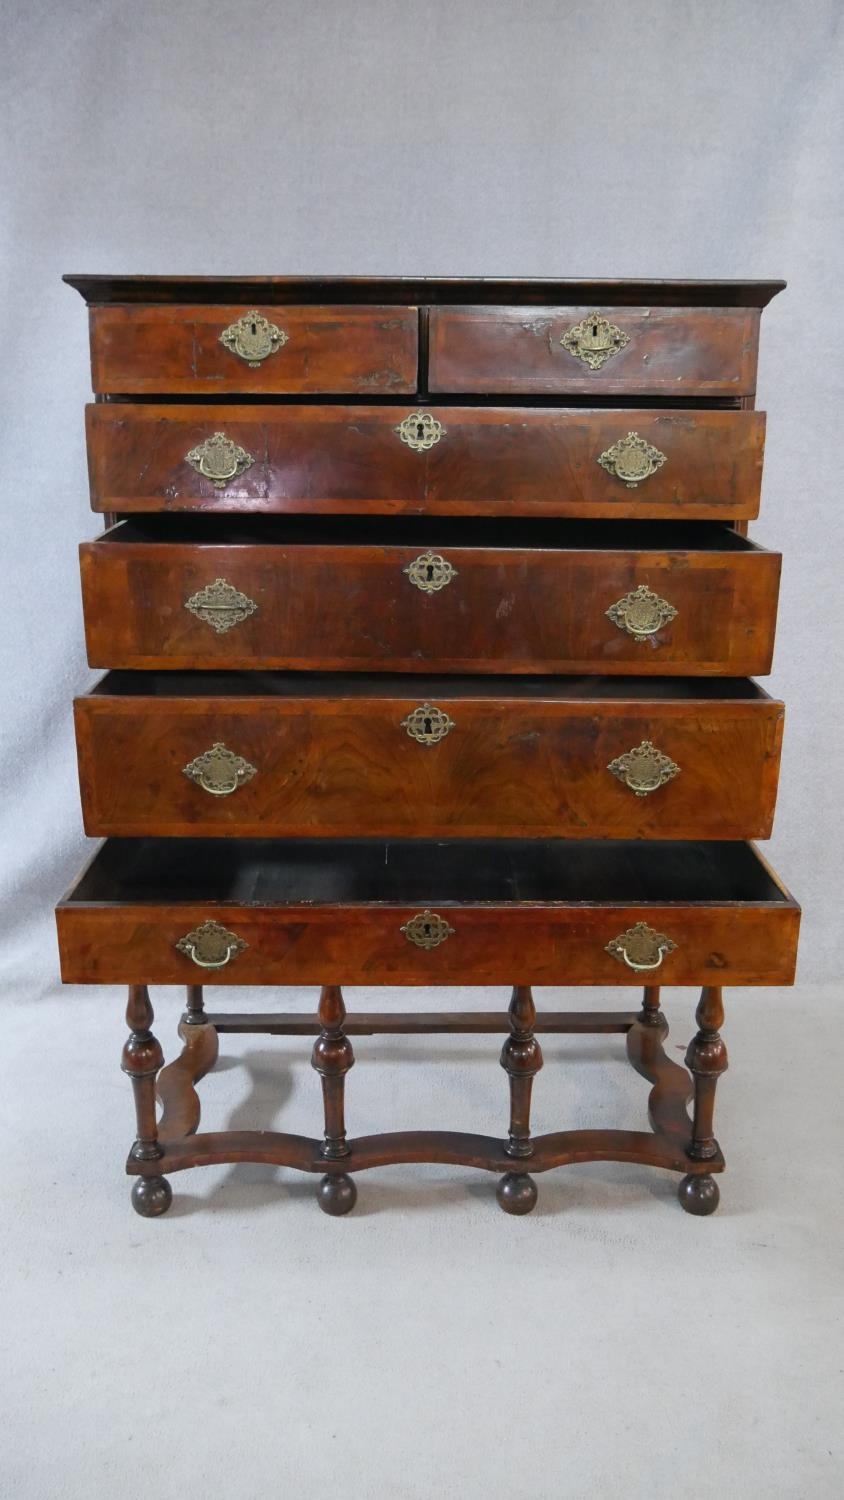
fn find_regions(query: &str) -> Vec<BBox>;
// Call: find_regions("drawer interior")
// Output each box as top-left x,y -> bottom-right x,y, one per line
88,670 -> 774,703
96,516 -> 771,554
63,838 -> 793,907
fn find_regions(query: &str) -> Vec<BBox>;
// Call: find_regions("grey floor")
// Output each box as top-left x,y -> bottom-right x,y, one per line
2,981 -> 841,1499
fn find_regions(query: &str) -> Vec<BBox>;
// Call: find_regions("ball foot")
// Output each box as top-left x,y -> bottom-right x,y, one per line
317,1172 -> 357,1216
678,1172 -> 720,1216
496,1171 -> 538,1215
131,1174 -> 173,1218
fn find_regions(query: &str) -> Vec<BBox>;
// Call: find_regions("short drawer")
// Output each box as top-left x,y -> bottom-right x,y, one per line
429,306 -> 760,395
75,674 -> 783,841
79,518 -> 781,677
86,404 -> 766,521
87,304 -> 418,395
56,838 -> 800,986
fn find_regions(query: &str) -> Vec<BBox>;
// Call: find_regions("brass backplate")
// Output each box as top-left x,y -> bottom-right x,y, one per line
186,431 -> 254,487
182,742 -> 257,796
219,310 -> 288,367
607,740 -> 680,796
560,312 -> 630,370
606,584 -> 677,641
400,910 -> 455,949
598,431 -> 667,487
175,919 -> 247,970
184,578 -> 259,634
403,551 -> 458,594
401,704 -> 455,746
605,922 -> 677,972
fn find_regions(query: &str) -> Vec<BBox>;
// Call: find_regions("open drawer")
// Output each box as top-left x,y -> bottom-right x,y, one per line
74,673 -> 784,841
56,838 -> 800,986
79,518 -> 781,676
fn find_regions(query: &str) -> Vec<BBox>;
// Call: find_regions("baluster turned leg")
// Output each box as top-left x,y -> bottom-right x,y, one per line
678,985 -> 729,1216
639,984 -> 664,1027
496,986 -> 543,1216
121,985 -> 172,1218
183,984 -> 206,1026
311,985 -> 357,1216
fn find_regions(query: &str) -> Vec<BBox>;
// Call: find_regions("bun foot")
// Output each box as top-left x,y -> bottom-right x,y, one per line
496,1171 -> 538,1215
131,1174 -> 173,1218
678,1172 -> 720,1216
317,1172 -> 357,1216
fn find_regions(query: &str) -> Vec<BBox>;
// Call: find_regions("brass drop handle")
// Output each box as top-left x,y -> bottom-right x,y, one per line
182,743 -> 257,797
607,740 -> 680,796
598,431 -> 666,488
606,585 -> 677,641
605,922 -> 677,972
185,432 -> 254,487
175,920 -> 247,970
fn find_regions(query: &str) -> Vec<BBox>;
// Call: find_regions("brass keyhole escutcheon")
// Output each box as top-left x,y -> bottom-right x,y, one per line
395,411 -> 445,452
559,312 -> 631,370
400,910 -> 456,949
184,578 -> 259,635
403,551 -> 458,594
219,309 -> 289,367
401,703 -> 455,746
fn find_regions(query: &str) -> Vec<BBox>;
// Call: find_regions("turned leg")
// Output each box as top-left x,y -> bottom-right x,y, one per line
182,984 -> 206,1026
121,985 -> 172,1218
496,986 -> 543,1216
311,985 -> 357,1216
679,986 -> 729,1216
639,984 -> 664,1028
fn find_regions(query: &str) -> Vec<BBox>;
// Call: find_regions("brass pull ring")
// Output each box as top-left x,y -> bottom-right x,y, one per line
182,743 -> 257,797
607,741 -> 680,797
175,920 -> 247,970
185,432 -> 254,488
605,922 -> 677,972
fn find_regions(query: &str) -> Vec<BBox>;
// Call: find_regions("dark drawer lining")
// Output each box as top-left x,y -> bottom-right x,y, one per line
64,839 -> 789,907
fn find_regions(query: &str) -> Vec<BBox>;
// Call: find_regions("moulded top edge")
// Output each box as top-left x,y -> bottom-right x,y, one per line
62,275 -> 787,309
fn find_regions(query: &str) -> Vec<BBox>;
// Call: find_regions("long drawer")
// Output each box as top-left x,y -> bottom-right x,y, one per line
86,304 -> 419,395
79,519 -> 781,676
429,306 -> 760,395
85,404 -> 766,520
75,674 -> 783,841
56,838 -> 800,986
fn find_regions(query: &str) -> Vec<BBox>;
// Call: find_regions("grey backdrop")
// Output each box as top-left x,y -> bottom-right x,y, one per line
2,0 -> 842,993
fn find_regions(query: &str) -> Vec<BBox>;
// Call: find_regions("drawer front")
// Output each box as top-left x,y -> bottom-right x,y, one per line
75,693 -> 783,840
429,306 -> 760,395
87,404 -> 766,520
80,541 -> 780,675
87,305 -> 418,395
57,898 -> 799,986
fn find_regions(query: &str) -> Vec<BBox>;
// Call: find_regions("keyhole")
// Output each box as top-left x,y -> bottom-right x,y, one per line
250,321 -> 257,336
426,563 -> 434,580
423,922 -> 432,937
423,716 -> 433,736
592,322 -> 599,338
416,421 -> 425,440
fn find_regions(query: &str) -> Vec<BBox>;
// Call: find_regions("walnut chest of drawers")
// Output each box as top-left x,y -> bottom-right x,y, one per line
56,276 -> 800,1221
